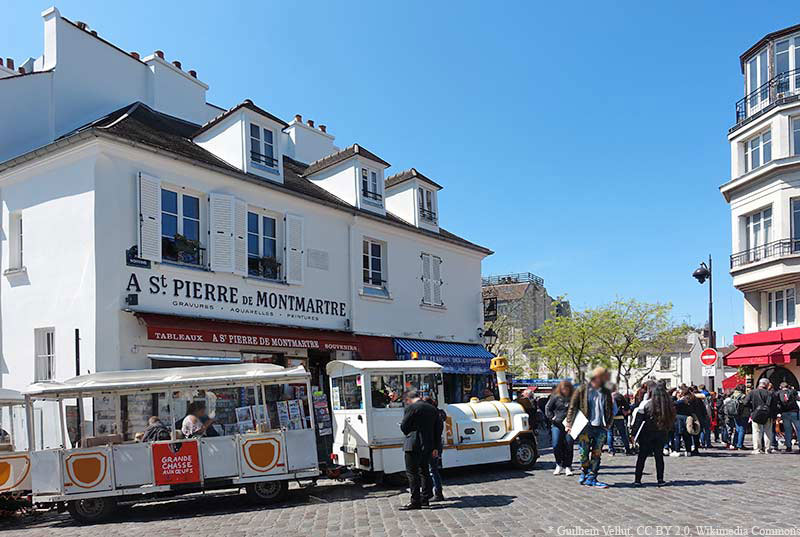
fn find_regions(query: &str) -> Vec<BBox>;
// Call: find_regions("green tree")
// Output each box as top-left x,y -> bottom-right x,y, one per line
592,299 -> 684,390
532,306 -> 598,383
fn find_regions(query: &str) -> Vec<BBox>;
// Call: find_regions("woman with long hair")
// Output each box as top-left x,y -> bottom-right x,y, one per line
545,380 -> 575,476
633,381 -> 676,486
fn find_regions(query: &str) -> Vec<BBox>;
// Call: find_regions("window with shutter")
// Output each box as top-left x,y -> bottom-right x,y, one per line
432,255 -> 443,305
137,172 -> 162,262
421,253 -> 432,304
34,327 -> 55,382
233,199 -> 248,276
209,193 -> 235,273
421,253 -> 443,306
284,214 -> 304,284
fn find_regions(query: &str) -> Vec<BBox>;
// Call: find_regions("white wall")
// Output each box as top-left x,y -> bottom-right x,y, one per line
195,113 -> 245,170
0,142 -> 99,389
385,182 -> 416,225
308,161 -> 358,206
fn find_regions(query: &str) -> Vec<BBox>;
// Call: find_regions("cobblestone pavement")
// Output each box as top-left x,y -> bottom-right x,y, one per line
3,446 -> 799,536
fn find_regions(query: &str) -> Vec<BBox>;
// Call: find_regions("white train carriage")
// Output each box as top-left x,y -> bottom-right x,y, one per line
24,363 -> 319,523
0,388 -> 31,496
326,357 -> 537,478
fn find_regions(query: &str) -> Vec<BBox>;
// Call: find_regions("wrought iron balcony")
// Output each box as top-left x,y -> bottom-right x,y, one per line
362,189 -> 383,201
419,208 -> 437,223
735,69 -> 800,126
250,151 -> 278,168
730,238 -> 800,269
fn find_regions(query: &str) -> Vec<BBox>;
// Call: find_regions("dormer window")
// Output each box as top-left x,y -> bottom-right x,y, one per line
250,123 -> 278,171
418,187 -> 437,223
361,167 -> 382,205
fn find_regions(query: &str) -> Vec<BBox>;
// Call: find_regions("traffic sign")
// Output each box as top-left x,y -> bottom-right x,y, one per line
702,365 -> 716,377
700,348 -> 718,367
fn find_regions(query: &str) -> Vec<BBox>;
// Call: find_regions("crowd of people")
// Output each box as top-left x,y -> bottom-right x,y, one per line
547,367 -> 800,489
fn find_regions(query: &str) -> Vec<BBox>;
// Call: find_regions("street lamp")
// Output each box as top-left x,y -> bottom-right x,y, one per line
692,255 -> 715,389
483,327 -> 498,353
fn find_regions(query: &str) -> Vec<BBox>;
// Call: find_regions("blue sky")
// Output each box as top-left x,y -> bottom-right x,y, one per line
3,1 -> 798,344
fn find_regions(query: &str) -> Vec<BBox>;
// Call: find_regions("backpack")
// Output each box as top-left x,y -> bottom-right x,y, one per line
778,389 -> 798,413
723,395 -> 741,417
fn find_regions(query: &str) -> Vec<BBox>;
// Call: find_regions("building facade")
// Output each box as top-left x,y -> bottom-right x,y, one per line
721,23 -> 800,389
0,8 -> 493,441
482,272 -> 569,378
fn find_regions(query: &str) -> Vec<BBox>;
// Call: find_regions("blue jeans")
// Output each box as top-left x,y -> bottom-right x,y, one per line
429,455 -> 442,494
607,418 -> 630,453
782,412 -> 800,450
728,416 -> 746,449
578,425 -> 606,477
700,423 -> 712,448
551,424 -> 574,468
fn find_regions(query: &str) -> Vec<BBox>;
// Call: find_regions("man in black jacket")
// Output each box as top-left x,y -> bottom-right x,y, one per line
744,378 -> 775,454
776,382 -> 800,452
399,389 -> 437,510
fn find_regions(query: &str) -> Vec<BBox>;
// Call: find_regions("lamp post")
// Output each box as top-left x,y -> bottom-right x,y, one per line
692,255 -> 715,390
483,327 -> 498,353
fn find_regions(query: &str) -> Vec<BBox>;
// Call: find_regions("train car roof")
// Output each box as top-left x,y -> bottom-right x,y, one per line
0,388 -> 24,404
326,360 -> 442,375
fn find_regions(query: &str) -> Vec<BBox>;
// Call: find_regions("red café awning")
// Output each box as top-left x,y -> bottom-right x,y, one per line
135,313 -> 394,359
721,373 -> 746,391
725,327 -> 800,366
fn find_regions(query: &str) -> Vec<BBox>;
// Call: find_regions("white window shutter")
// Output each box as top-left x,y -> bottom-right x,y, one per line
137,172 -> 162,262
209,193 -> 235,273
421,253 -> 432,304
285,214 -> 304,285
233,199 -> 248,276
432,256 -> 443,305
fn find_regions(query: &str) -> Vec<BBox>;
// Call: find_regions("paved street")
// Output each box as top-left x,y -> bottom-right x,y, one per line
3,446 -> 799,536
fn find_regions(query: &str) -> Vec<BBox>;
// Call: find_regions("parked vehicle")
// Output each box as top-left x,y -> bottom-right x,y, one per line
23,363 -> 318,523
327,357 -> 537,481
0,388 -> 31,496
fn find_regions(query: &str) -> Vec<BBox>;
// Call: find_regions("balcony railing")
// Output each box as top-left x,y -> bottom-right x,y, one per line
250,151 -> 278,168
362,189 -> 383,201
162,239 -> 206,268
419,208 -> 437,223
735,69 -> 800,125
730,238 -> 800,269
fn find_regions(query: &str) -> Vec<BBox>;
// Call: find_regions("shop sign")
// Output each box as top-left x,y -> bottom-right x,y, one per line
125,268 -> 348,330
146,325 -> 359,352
152,441 -> 201,485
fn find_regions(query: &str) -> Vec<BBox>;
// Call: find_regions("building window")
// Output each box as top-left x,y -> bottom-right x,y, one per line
361,168 -> 382,203
744,130 -> 771,173
768,287 -> 796,328
746,49 -> 769,109
793,117 -> 800,157
362,239 -> 387,297
421,253 -> 443,306
418,187 -> 437,223
659,356 -> 671,371
774,36 -> 800,94
636,356 -> 647,368
744,207 -> 772,259
247,211 -> 279,279
250,124 -> 277,168
8,213 -> 23,270
34,327 -> 55,382
161,189 -> 202,266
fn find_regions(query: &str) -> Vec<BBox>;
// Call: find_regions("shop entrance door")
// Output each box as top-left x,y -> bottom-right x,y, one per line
308,350 -> 335,462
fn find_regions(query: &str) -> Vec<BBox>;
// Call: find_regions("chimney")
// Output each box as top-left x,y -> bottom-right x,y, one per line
130,51 -> 140,60
172,60 -> 182,69
6,58 -> 14,71
76,21 -> 87,30
155,50 -> 164,59
0,58 -> 3,67
319,125 -> 327,133
306,119 -> 315,128
188,69 -> 197,78
294,114 -> 302,123
18,67 -> 25,74
90,30 -> 97,37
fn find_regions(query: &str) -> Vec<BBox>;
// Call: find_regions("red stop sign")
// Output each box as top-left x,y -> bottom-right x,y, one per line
700,348 -> 718,366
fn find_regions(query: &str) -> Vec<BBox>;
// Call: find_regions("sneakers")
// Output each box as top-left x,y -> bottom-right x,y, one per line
584,476 -> 609,488
564,467 -> 574,476
553,465 -> 563,476
579,471 -> 590,485
669,451 -> 681,457
657,480 -> 667,487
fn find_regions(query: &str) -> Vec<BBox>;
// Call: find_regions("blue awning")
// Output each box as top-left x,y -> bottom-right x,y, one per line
394,338 -> 494,374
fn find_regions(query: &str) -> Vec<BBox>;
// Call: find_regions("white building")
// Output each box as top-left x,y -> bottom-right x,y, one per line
721,23 -> 800,389
0,8 -> 493,441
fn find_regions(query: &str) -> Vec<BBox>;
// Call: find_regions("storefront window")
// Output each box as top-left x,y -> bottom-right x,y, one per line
371,375 -> 403,408
331,375 -> 363,410
404,373 -> 441,400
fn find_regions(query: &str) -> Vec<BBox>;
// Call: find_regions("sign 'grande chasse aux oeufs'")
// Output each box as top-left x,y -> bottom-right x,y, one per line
124,268 -> 349,331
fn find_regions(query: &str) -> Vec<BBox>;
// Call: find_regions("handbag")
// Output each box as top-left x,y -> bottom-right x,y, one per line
686,414 -> 701,436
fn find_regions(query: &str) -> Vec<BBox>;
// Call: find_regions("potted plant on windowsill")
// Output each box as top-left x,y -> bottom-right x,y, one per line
259,256 -> 281,278
174,233 -> 201,264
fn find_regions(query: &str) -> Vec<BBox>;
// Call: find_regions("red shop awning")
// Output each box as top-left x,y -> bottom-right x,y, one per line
721,373 -> 746,391
724,341 -> 800,366
135,313 -> 394,359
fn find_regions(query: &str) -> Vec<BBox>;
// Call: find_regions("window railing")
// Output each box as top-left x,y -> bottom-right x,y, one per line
362,189 -> 383,201
248,256 -> 281,280
730,238 -> 800,268
163,237 -> 206,267
419,208 -> 437,222
250,151 -> 278,168
735,68 -> 800,125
